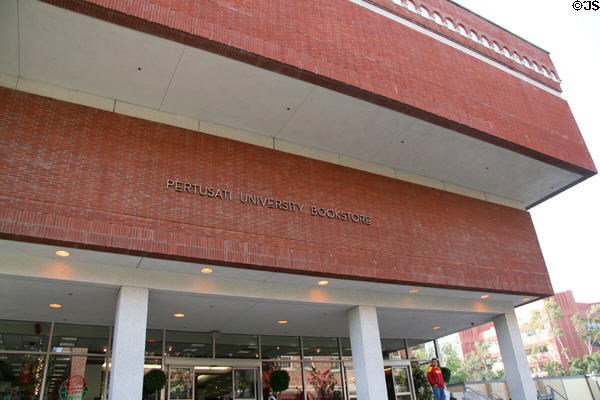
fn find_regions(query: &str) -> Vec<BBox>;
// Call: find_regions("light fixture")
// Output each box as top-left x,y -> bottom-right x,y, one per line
480,294 -> 490,299
277,320 -> 288,324
55,250 -> 70,257
409,289 -> 420,293
49,303 -> 62,308
317,280 -> 329,286
201,268 -> 213,274
522,297 -> 531,302
173,313 -> 185,318
433,326 -> 441,330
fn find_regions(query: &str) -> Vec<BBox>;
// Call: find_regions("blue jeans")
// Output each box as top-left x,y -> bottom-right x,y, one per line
433,386 -> 445,400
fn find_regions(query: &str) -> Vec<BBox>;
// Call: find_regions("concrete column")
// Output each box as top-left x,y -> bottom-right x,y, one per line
347,305 -> 387,400
493,311 -> 537,400
108,286 -> 149,400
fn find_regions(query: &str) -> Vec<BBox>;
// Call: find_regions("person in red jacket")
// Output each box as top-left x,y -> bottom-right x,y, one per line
427,358 -> 446,400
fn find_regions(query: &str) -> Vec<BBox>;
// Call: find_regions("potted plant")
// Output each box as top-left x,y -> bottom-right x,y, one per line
269,369 -> 290,399
143,369 -> 167,400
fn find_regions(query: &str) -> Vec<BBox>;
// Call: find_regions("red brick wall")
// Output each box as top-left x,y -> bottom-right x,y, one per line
0,88 -> 553,296
41,0 -> 596,176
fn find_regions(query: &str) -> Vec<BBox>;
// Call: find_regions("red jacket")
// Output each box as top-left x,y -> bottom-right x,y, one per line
427,365 -> 445,388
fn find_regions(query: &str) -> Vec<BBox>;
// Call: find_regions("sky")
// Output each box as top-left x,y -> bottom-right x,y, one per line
452,0 -> 600,303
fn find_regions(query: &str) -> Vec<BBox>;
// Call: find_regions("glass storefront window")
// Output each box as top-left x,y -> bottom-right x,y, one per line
165,330 -> 212,358
43,355 -> 106,400
215,333 -> 259,359
304,362 -> 343,400
381,338 -> 407,360
145,329 -> 163,357
344,365 -> 356,400
233,369 -> 256,399
340,338 -> 352,360
168,367 -> 194,399
0,353 -> 45,399
260,336 -> 301,360
0,320 -> 50,352
262,362 -> 302,400
50,323 -> 110,355
303,337 -> 340,360
406,339 -> 436,360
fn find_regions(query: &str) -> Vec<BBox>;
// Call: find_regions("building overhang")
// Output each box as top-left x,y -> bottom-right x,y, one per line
0,239 -> 529,340
0,0 -> 595,209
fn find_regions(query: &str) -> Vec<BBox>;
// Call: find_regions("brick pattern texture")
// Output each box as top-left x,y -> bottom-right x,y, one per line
42,0 -> 596,175
0,89 -> 553,296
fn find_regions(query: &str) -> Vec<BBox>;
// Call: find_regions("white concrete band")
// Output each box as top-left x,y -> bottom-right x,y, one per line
493,312 -> 537,400
108,286 -> 149,400
347,305 -> 387,400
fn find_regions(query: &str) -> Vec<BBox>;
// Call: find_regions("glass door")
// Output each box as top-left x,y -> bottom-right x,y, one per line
389,366 -> 413,400
168,367 -> 194,400
233,368 -> 257,400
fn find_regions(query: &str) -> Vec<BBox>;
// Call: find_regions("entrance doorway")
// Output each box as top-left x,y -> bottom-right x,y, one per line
384,364 -> 414,400
166,360 -> 259,400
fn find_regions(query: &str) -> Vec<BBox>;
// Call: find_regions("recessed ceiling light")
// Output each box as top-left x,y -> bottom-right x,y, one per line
173,313 -> 185,318
317,280 -> 329,286
55,250 -> 70,257
201,268 -> 213,274
277,320 -> 288,324
49,303 -> 62,308
433,326 -> 441,330
409,289 -> 420,293
480,294 -> 490,299
522,297 -> 531,302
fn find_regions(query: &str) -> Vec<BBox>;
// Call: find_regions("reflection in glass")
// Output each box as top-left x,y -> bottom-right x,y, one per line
51,323 -> 110,355
381,339 -> 407,360
166,330 -> 212,358
304,362 -> 343,400
169,368 -> 193,399
145,329 -> 163,357
303,337 -> 340,360
344,366 -> 356,400
0,320 -> 50,351
0,353 -> 45,399
215,334 -> 259,359
233,369 -> 256,399
262,362 -> 302,400
43,355 -> 106,400
406,339 -> 436,360
260,336 -> 301,360
340,338 -> 352,360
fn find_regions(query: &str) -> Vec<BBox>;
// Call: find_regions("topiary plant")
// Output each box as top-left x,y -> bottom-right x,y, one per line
269,369 -> 291,398
143,369 -> 167,396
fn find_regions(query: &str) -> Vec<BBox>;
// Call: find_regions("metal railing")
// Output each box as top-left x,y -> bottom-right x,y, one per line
463,387 -> 493,400
543,385 -> 568,400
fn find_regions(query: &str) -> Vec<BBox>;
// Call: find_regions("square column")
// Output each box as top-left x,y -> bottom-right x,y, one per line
109,286 -> 149,400
493,311 -> 537,400
347,305 -> 387,400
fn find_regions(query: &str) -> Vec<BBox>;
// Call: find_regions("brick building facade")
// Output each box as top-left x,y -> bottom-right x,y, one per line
0,0 -> 595,399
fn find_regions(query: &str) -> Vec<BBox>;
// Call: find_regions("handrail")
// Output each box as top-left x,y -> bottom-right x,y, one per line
463,386 -> 493,400
490,391 -> 505,400
543,385 -> 568,400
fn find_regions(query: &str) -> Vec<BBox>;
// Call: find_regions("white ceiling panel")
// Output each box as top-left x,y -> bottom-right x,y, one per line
0,0 -> 18,75
160,46 -> 314,136
18,0 -> 184,109
276,87 -> 405,160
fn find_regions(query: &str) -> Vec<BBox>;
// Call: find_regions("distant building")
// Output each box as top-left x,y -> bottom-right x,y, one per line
458,291 -> 600,375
